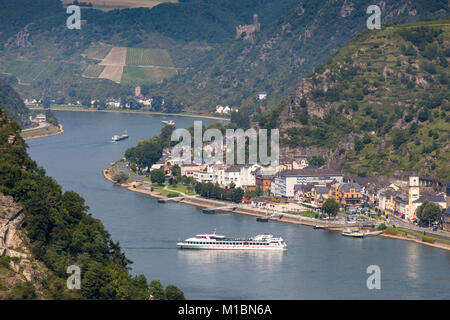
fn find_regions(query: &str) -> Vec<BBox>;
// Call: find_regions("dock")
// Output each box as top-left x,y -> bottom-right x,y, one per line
202,205 -> 238,214
158,196 -> 185,203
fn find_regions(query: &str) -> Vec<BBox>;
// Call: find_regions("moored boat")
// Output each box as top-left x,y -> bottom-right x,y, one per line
341,229 -> 364,238
112,131 -> 129,142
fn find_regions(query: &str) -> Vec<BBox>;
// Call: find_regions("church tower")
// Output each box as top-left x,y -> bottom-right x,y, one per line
408,173 -> 420,220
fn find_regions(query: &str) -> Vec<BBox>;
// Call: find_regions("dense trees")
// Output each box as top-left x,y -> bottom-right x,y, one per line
112,172 -> 129,184
322,198 -> 339,218
0,103 -> 184,299
0,78 -> 30,126
150,169 -> 166,185
125,137 -> 163,169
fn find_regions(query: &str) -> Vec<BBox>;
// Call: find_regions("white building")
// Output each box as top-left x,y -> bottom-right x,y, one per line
138,98 -> 152,106
255,92 -> 267,100
223,165 -> 241,187
271,168 -> 343,198
35,114 -> 46,123
107,101 -> 121,108
215,105 -> 224,114
239,164 -> 261,188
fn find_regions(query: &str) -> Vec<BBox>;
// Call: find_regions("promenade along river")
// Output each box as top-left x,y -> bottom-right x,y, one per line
27,110 -> 450,299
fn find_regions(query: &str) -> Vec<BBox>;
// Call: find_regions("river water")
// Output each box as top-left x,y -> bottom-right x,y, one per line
27,110 -> 450,299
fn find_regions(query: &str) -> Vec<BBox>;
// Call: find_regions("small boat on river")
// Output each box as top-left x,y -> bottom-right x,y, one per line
341,229 -> 364,238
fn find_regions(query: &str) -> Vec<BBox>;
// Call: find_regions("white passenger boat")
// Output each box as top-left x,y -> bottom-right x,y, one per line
177,231 -> 287,251
341,229 -> 364,238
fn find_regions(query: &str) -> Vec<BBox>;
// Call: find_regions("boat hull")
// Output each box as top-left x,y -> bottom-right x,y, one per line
177,243 -> 286,251
341,233 -> 364,238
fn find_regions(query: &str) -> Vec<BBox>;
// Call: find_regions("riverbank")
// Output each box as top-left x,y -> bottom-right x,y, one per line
380,231 -> 450,251
102,167 -> 450,252
28,106 -> 229,121
21,124 -> 64,141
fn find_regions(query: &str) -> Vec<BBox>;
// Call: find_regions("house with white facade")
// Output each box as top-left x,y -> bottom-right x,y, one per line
193,171 -> 214,183
271,168 -> 343,198
255,92 -> 267,101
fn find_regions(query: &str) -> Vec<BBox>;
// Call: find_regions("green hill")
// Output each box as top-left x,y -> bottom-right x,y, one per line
266,19 -> 450,184
0,78 -> 30,126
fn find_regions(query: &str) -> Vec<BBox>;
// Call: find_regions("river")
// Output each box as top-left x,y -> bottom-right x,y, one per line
27,110 -> 450,299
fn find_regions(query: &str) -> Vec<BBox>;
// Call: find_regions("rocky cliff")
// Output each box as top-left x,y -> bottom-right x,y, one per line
0,193 -> 47,299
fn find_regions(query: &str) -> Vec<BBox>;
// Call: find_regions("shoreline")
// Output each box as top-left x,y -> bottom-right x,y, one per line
22,124 -> 64,141
102,168 -> 450,252
379,233 -> 450,251
27,106 -> 229,121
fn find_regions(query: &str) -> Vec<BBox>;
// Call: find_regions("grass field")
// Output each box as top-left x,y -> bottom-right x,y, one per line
166,184 -> 197,196
6,60 -> 60,84
20,124 -> 61,140
82,64 -> 105,78
126,48 -> 174,67
84,45 -> 112,61
121,66 -> 176,85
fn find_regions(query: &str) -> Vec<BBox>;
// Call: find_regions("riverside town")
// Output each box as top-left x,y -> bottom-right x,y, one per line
0,0 -> 449,305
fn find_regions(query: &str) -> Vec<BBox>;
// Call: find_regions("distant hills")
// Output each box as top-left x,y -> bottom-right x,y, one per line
0,78 -> 30,126
1,0 -> 448,109
0,0 -> 300,103
266,19 -> 449,184
153,0 -> 449,110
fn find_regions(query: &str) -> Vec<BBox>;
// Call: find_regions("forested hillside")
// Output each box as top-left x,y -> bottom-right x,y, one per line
153,0 -> 449,110
263,19 -> 449,184
0,0 -> 300,103
0,78 -> 30,126
0,82 -> 184,299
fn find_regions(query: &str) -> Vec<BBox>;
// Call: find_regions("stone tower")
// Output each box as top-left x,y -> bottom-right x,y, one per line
253,14 -> 260,32
408,173 -> 420,220
134,85 -> 141,97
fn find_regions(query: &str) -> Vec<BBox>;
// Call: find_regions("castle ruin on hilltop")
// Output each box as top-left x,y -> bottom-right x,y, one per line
235,14 -> 260,40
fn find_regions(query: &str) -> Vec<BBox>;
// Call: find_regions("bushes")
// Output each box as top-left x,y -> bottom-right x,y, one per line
112,171 -> 129,184
0,106 -> 178,300
167,192 -> 180,198
422,235 -> 436,244
382,228 -> 399,235
377,223 -> 387,231
6,281 -> 38,300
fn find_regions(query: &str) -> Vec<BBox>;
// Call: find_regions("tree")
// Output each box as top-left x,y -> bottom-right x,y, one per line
125,137 -> 163,169
309,155 -> 324,167
322,198 -> 339,218
416,201 -> 442,225
165,284 -> 186,300
149,280 -> 167,300
112,172 -> 129,184
232,187 -> 244,203
150,169 -> 165,185
172,164 -> 181,177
